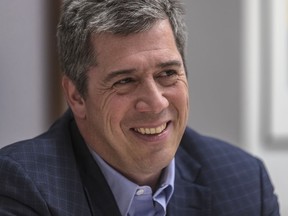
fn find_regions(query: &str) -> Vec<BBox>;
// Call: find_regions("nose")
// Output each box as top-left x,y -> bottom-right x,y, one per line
135,79 -> 169,114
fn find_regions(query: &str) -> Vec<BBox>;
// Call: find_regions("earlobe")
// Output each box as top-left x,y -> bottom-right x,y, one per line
62,75 -> 86,119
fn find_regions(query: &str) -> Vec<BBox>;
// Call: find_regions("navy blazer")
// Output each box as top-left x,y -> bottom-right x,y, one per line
0,110 -> 279,215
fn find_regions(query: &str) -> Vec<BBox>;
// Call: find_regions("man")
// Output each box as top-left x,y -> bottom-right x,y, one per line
0,0 -> 279,215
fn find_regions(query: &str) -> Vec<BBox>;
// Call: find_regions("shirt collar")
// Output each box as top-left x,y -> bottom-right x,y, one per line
88,147 -> 175,216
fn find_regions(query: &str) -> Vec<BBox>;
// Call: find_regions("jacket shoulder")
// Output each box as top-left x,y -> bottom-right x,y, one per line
0,110 -> 91,215
180,127 -> 257,165
177,127 -> 279,215
0,109 -> 73,161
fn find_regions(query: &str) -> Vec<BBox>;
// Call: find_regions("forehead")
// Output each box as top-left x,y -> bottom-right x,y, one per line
90,19 -> 181,65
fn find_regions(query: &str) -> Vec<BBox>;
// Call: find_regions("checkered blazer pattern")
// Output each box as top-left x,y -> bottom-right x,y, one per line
0,110 -> 280,215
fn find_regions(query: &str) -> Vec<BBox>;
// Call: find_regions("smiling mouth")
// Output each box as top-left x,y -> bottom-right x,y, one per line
133,123 -> 168,135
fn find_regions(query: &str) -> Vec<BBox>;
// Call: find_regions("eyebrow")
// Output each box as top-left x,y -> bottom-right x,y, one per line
156,60 -> 182,68
104,69 -> 136,83
104,59 -> 182,83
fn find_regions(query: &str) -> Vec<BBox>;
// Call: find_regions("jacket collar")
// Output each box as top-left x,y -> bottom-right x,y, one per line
167,132 -> 212,216
70,120 -> 122,216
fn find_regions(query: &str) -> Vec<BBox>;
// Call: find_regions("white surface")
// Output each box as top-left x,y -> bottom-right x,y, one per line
0,1 -> 47,146
270,0 -> 288,137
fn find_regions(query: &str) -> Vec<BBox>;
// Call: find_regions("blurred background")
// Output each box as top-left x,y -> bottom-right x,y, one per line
0,0 -> 287,214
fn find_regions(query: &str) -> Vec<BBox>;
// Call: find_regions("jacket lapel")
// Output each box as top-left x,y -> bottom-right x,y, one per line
70,121 -> 122,216
167,146 -> 212,216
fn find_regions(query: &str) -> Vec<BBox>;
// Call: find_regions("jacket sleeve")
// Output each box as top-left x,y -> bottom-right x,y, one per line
258,159 -> 280,216
0,155 -> 51,216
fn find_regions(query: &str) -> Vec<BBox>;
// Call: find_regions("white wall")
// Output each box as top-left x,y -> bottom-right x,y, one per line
0,0 -> 287,214
183,0 -> 242,147
0,1 -> 47,146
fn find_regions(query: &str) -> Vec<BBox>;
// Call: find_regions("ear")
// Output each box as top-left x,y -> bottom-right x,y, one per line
62,75 -> 86,119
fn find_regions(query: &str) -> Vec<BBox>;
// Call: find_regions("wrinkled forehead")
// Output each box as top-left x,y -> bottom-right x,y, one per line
89,19 -> 180,63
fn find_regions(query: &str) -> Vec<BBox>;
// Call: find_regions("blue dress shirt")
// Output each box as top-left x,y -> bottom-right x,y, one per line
89,149 -> 175,216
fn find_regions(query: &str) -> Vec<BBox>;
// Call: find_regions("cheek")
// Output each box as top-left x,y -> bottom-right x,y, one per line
170,81 -> 189,124
180,79 -> 189,104
99,94 -> 132,129
172,80 -> 189,107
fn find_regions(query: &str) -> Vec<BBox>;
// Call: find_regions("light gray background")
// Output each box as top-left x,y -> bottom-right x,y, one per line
183,0 -> 242,146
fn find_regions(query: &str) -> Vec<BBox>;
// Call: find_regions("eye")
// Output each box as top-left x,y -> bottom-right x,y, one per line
158,70 -> 177,77
157,70 -> 179,86
163,70 -> 177,77
113,77 -> 135,86
112,77 -> 137,94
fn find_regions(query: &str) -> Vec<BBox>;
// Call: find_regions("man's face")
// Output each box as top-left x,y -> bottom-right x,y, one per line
77,19 -> 189,180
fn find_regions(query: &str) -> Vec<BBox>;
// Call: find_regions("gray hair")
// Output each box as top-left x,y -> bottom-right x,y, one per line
57,0 -> 187,97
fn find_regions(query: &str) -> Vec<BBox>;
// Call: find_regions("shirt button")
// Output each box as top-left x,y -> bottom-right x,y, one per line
136,189 -> 145,196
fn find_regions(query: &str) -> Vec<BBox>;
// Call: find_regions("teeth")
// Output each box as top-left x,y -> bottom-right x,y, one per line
135,123 -> 167,135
